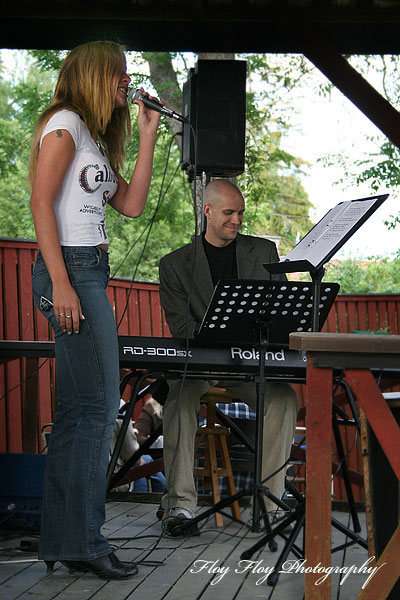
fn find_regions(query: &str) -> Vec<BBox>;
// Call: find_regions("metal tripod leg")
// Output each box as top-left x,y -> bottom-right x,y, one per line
332,377 -> 362,532
240,486 -> 305,590
254,484 -> 278,552
240,474 -> 368,590
332,414 -> 361,532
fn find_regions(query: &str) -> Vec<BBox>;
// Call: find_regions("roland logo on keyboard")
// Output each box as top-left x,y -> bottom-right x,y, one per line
231,347 -> 286,361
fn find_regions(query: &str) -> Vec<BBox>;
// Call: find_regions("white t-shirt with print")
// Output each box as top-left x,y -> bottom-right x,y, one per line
40,109 -> 119,246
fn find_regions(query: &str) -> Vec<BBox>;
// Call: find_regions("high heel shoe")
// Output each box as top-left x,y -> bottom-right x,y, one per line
68,552 -> 138,580
44,560 -> 84,574
45,560 -> 56,575
61,561 -> 85,574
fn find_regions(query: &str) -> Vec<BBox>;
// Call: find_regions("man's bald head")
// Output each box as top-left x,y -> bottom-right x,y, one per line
203,179 -> 245,247
203,179 -> 244,207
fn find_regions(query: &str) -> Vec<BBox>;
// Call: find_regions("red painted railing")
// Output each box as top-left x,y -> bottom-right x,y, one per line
0,239 -> 172,454
1,238 -> 399,503
323,294 -> 400,335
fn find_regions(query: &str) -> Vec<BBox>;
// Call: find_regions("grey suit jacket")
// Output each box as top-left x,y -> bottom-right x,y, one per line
159,233 -> 285,339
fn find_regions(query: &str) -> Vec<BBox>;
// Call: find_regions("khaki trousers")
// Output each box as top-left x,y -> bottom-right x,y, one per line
162,378 -> 298,513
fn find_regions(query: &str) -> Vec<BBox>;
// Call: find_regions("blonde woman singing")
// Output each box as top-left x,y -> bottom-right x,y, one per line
30,41 -> 160,579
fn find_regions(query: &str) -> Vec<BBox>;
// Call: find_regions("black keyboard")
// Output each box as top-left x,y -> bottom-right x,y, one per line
118,335 -> 307,377
0,338 -> 307,378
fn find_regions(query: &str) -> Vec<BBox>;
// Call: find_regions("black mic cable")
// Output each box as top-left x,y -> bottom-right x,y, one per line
128,88 -> 189,124
115,134 -> 177,330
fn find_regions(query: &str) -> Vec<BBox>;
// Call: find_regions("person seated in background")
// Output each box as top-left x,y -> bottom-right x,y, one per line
110,397 -> 165,493
158,179 -> 298,537
133,396 -> 164,447
133,397 -> 165,493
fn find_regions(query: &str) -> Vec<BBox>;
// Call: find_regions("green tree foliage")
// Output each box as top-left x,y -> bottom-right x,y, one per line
0,50 -> 314,280
352,140 -> 400,232
237,53 -> 314,252
0,56 -> 32,239
0,51 -> 61,240
323,255 -> 400,294
297,253 -> 400,294
239,125 -> 312,252
331,55 -> 400,233
107,135 -> 194,281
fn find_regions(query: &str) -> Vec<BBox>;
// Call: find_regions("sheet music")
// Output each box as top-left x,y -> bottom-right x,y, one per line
281,197 -> 383,268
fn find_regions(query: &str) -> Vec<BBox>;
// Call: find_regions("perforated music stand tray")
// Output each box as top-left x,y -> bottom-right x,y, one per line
195,279 -> 339,347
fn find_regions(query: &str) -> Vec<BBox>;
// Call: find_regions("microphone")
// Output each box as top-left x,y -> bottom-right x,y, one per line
128,88 -> 189,124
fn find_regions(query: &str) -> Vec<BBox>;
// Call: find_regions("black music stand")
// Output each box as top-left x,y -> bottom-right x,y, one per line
244,199 -> 389,584
192,279 -> 338,535
190,280 -> 367,581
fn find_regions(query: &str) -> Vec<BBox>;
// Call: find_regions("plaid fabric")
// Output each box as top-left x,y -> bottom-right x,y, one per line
216,402 -> 256,420
199,401 -> 256,425
197,402 -> 255,495
220,470 -> 254,494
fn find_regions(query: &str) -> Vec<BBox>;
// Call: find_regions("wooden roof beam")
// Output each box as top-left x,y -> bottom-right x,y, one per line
284,16 -> 400,149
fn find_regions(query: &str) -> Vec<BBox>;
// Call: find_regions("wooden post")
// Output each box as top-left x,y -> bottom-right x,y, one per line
305,356 -> 332,599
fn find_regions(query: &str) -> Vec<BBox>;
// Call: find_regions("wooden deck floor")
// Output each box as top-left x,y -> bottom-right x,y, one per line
0,499 -> 371,600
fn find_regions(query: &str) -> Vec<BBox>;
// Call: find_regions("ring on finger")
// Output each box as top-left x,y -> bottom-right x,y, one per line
65,315 -> 72,319
58,313 -> 65,317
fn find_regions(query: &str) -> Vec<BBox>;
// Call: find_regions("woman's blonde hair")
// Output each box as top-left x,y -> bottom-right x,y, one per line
29,40 -> 131,183
146,397 -> 163,419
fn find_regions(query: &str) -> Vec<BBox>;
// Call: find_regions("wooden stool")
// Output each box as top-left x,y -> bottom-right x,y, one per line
194,387 -> 242,527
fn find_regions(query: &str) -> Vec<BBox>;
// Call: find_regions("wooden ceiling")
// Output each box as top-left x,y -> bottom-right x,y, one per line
4,1 -> 400,148
3,1 -> 400,54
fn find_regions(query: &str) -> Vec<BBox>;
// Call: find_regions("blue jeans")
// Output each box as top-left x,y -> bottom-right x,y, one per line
132,455 -> 166,493
32,246 -> 120,561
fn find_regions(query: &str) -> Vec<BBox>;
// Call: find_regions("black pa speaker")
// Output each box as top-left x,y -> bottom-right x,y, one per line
0,453 -> 46,532
181,60 -> 247,179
